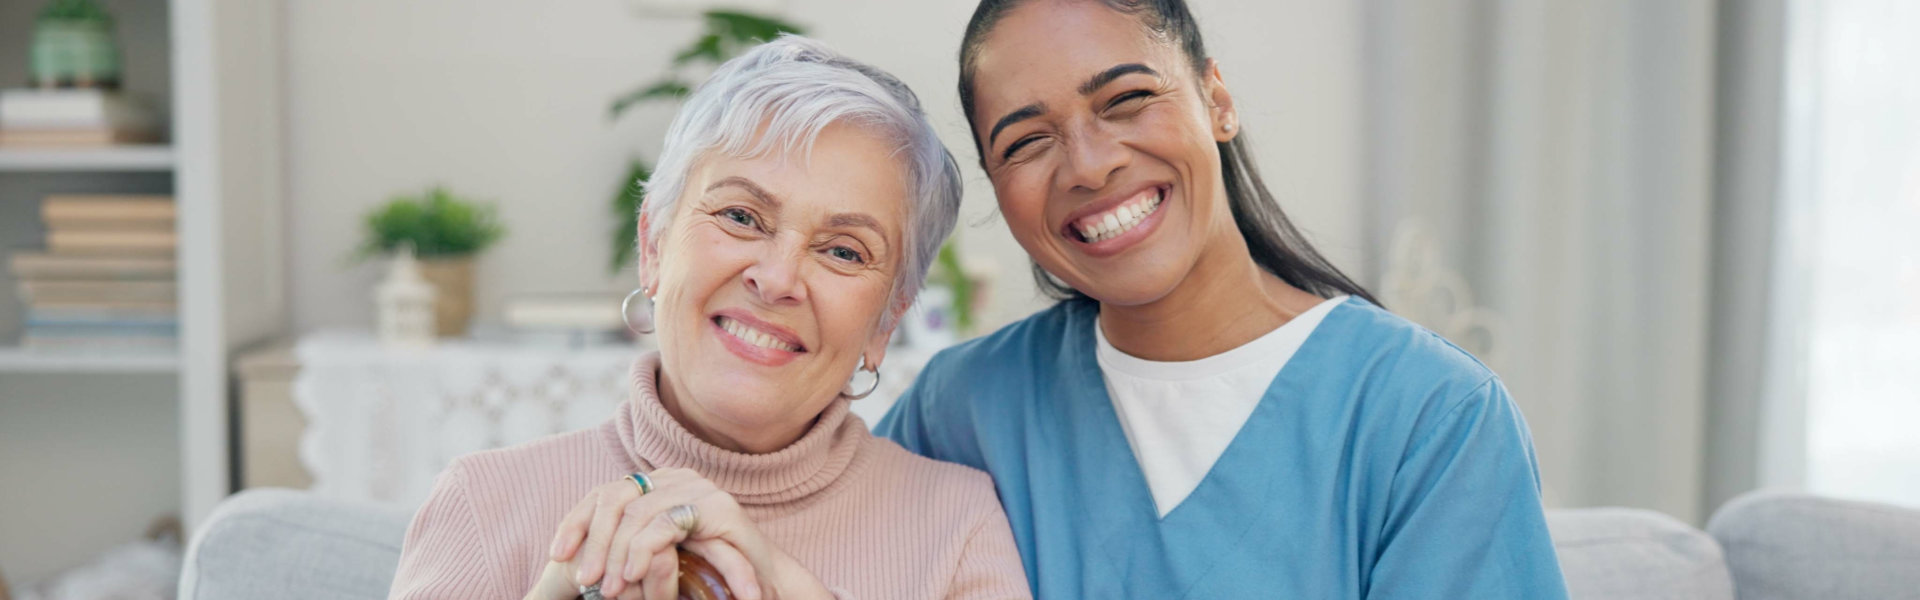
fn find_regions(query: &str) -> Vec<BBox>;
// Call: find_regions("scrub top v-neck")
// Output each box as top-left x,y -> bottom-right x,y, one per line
878,297 -> 1569,599
1096,295 -> 1344,518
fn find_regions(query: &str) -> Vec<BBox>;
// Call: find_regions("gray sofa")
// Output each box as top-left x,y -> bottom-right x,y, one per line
180,489 -> 1920,599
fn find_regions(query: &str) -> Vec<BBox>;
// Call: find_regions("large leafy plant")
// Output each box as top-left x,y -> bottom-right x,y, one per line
607,10 -> 804,273
607,11 -> 806,120
356,186 -> 507,260
608,161 -> 651,272
38,0 -> 110,21
935,242 -> 976,334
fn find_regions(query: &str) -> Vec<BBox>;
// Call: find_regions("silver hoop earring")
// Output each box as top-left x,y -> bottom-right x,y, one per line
621,287 -> 655,334
842,357 -> 881,400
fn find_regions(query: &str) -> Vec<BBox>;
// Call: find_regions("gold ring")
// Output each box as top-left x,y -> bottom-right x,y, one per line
627,472 -> 653,496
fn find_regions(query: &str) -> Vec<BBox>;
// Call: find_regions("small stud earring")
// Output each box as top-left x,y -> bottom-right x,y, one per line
1224,122 -> 1237,133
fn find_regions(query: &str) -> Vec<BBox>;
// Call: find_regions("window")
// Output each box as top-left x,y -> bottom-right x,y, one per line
1790,0 -> 1920,507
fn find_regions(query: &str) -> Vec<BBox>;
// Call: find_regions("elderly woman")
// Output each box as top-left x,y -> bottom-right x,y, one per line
388,36 -> 1030,600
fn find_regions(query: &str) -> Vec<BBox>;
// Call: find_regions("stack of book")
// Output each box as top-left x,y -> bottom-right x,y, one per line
0,88 -> 157,147
8,195 -> 177,351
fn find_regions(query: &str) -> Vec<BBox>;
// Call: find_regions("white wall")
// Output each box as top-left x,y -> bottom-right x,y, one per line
283,0 -> 1364,334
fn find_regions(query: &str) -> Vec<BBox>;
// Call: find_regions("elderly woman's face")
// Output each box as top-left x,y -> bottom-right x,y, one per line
643,123 -> 906,452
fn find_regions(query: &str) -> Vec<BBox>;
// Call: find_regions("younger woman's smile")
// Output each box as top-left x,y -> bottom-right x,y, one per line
1062,183 -> 1171,257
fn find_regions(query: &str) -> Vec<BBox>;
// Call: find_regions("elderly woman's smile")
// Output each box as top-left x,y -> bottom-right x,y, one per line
712,312 -> 805,356
643,121 -> 909,454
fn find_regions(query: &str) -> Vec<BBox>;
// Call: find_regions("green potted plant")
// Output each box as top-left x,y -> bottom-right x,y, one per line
606,10 -> 804,273
354,186 -> 507,337
30,0 -> 121,88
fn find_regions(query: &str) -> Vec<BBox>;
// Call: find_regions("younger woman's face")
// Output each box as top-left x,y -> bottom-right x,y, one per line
968,0 -> 1239,306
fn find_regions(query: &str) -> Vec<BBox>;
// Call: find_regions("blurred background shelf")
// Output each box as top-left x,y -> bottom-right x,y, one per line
0,0 -> 285,589
0,145 -> 175,172
0,346 -> 180,373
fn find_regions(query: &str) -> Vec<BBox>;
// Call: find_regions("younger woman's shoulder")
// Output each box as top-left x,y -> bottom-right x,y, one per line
888,300 -> 1092,442
1322,297 -> 1499,387
1314,298 -> 1527,449
938,299 -> 1086,360
916,299 -> 1089,389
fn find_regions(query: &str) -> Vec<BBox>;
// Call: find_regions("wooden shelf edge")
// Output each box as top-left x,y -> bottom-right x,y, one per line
0,346 -> 181,373
0,145 -> 177,172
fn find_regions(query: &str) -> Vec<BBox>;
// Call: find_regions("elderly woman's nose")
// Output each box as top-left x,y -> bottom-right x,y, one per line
1061,122 -> 1130,192
742,238 -> 808,305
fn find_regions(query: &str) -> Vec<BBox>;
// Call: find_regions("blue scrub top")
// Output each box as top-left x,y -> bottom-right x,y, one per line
878,297 -> 1569,599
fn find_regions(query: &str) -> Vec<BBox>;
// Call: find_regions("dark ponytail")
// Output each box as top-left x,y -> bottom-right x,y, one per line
958,0 -> 1379,306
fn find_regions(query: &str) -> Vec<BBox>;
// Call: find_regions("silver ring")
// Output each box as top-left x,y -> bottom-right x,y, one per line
579,583 -> 604,600
667,503 -> 700,533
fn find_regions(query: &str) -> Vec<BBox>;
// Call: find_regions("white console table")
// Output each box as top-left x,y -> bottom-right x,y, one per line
280,331 -> 930,507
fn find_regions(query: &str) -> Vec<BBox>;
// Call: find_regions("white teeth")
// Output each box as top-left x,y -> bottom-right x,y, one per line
1077,189 -> 1164,243
719,317 -> 797,352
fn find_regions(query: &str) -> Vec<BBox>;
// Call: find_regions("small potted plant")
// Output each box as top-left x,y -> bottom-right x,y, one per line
355,186 -> 506,337
30,0 -> 121,89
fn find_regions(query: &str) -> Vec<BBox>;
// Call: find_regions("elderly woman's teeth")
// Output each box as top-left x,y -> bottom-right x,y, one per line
720,316 -> 799,352
1076,189 -> 1163,243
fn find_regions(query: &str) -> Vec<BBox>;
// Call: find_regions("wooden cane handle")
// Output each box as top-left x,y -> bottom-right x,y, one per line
676,548 -> 734,600
573,548 -> 732,600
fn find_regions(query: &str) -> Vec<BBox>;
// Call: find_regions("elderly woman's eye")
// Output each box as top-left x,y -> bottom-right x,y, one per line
828,246 -> 865,264
721,208 -> 756,227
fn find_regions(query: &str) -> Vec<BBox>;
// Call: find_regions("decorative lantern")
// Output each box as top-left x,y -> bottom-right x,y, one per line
375,244 -> 437,348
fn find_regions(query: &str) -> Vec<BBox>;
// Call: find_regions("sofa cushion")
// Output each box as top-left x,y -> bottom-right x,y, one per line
179,488 -> 414,600
1707,491 -> 1920,600
1547,507 -> 1735,600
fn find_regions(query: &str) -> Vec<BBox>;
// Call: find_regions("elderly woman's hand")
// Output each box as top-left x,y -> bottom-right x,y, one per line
525,556 -> 645,600
548,469 -> 834,600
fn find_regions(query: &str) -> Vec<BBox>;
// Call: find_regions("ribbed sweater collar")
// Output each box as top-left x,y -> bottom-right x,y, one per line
614,352 -> 866,506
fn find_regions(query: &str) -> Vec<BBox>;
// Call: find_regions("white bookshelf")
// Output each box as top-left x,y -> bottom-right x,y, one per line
0,0 -> 285,586
0,145 -> 176,171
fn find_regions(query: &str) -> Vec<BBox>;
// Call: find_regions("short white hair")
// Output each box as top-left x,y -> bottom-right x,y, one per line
640,34 -> 962,319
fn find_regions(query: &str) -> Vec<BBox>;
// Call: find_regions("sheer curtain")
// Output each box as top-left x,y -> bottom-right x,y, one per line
1358,0 -> 1759,523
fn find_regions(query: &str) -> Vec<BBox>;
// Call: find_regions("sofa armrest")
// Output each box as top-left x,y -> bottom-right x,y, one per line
1547,507 -> 1735,600
1708,491 -> 1920,600
179,488 -> 414,600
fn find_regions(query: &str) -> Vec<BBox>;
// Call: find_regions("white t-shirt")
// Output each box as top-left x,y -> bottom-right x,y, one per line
1095,295 -> 1346,517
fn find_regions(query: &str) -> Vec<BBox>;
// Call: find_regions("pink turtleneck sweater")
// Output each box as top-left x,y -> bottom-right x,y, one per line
388,353 -> 1030,599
